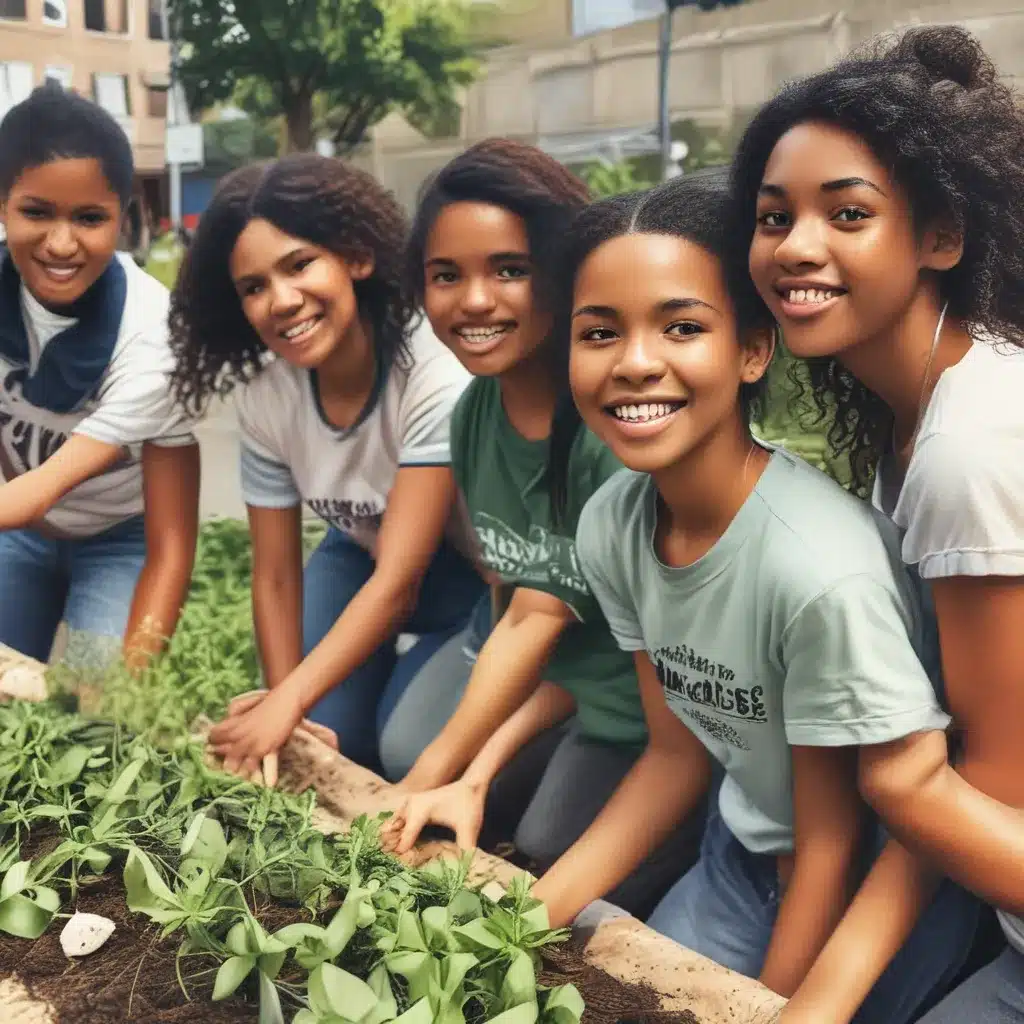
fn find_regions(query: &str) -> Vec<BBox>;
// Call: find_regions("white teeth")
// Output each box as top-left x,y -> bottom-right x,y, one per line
456,325 -> 510,343
785,288 -> 841,305
282,317 -> 319,340
45,266 -> 77,279
611,402 -> 681,422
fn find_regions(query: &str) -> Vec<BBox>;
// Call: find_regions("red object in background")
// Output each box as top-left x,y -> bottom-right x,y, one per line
157,214 -> 200,233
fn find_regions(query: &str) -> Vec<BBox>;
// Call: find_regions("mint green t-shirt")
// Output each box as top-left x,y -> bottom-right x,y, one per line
451,376 -> 646,747
576,447 -> 950,855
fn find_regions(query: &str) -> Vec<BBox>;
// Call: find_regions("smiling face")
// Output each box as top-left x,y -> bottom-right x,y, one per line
570,232 -> 771,474
229,218 -> 373,370
748,120 -> 959,360
0,157 -> 123,309
422,201 -> 551,377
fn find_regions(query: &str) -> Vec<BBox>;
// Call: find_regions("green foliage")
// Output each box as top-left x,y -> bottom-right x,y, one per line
173,0 -> 480,153
578,160 -> 654,199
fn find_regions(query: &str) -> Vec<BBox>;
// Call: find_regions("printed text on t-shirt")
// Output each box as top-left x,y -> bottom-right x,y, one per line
473,512 -> 589,594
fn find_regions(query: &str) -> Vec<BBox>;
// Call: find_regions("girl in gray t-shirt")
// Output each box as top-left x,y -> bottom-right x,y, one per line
736,24 -> 1024,1024
531,169 -> 978,1024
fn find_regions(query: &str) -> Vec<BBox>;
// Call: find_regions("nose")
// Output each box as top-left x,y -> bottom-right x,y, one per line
44,221 -> 78,261
613,331 -> 668,384
268,276 -> 303,318
773,213 -> 828,271
458,275 -> 497,316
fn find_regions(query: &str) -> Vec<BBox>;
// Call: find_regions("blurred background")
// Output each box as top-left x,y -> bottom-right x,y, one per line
1,0 -> 1020,515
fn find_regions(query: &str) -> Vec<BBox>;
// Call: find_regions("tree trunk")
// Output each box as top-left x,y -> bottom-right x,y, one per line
283,90 -> 315,152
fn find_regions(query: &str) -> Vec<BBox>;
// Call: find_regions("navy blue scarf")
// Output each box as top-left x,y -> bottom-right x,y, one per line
0,248 -> 127,414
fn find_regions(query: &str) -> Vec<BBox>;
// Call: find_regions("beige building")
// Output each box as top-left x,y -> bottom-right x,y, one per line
365,0 -> 1024,209
0,0 -> 171,238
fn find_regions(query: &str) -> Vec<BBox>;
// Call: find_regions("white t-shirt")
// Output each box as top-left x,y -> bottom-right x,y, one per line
237,318 -> 472,555
873,338 -> 1024,950
0,254 -> 196,537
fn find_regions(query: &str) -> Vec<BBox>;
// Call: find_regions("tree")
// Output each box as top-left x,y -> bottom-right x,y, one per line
172,0 -> 480,154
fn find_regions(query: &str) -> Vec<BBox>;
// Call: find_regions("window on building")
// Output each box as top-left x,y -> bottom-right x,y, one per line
85,0 -> 130,33
45,66 -> 73,90
146,86 -> 167,119
0,0 -> 26,20
42,0 -> 67,27
148,0 -> 167,40
0,61 -> 34,119
93,72 -> 131,118
572,0 -> 663,36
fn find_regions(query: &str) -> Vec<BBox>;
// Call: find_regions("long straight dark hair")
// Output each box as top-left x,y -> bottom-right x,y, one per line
406,138 -> 591,526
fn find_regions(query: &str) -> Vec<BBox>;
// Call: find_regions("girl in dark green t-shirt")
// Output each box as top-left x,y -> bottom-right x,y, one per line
378,139 -> 703,916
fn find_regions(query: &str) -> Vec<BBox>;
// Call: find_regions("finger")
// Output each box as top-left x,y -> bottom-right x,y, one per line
397,802 -> 431,855
240,756 -> 261,782
297,719 -> 339,750
209,718 -> 243,743
263,752 -> 279,788
222,752 -> 243,776
228,691 -> 267,715
454,816 -> 480,852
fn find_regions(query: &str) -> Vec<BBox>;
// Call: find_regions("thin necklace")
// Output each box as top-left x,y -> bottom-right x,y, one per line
894,301 -> 948,455
741,440 -> 757,484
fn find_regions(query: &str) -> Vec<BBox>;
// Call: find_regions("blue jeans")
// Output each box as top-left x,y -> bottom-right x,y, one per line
0,516 -> 147,668
303,528 -> 484,769
648,805 -> 981,1024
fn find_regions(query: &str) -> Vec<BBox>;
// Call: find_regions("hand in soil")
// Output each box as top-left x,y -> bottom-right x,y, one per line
210,682 -> 306,782
381,778 -> 486,854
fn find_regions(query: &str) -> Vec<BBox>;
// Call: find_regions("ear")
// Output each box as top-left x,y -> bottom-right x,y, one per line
920,220 -> 963,273
739,325 -> 776,386
348,251 -> 375,281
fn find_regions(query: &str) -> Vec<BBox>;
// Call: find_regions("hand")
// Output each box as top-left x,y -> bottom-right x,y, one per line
227,690 -> 340,750
210,684 -> 306,785
382,779 -> 486,855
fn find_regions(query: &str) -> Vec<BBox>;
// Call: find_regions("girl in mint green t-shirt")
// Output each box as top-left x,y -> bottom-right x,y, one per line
379,139 -> 704,918
530,169 -> 978,1024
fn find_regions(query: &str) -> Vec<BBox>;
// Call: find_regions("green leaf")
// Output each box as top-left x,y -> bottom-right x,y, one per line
0,892 -> 56,939
180,811 -> 207,857
323,889 -> 365,956
123,848 -> 181,915
225,920 -> 254,956
81,847 -> 112,874
520,902 -> 551,934
105,757 -> 146,805
501,951 -> 538,1007
421,904 -> 450,947
487,1005 -> 539,1024
272,922 -> 325,948
291,1013 -> 318,1024
453,917 -> 504,951
258,970 -> 285,1024
393,998 -> 435,1024
441,952 -> 478,998
184,817 -> 228,876
258,949 -> 287,980
362,964 -> 398,1024
212,955 -> 255,1000
395,907 -> 428,951
33,886 -> 60,913
385,950 -> 434,1003
541,985 -> 585,1024
48,746 -> 91,786
0,860 -> 30,900
312,963 -> 378,1020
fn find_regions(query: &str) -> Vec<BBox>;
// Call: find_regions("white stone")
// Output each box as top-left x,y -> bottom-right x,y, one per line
60,912 -> 116,957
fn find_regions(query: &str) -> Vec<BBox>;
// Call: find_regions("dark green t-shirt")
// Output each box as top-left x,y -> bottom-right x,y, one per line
451,376 -> 646,747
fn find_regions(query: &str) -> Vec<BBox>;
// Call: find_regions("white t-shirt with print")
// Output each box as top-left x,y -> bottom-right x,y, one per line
237,318 -> 472,555
873,338 -> 1024,951
0,253 -> 197,538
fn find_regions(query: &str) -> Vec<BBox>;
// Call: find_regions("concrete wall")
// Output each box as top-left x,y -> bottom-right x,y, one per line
0,0 -> 170,173
369,0 -> 1024,210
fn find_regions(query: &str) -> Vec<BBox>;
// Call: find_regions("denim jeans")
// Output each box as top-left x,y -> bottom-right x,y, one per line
918,946 -> 1024,1024
302,527 -> 484,770
0,516 -> 147,668
647,804 -> 982,1024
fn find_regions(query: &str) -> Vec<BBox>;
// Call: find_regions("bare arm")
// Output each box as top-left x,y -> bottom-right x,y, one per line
759,745 -> 866,997
401,588 -> 574,791
122,442 -> 200,668
209,465 -> 464,767
532,652 -> 712,929
782,575 -> 1024,1023
0,433 -> 125,529
248,504 -> 304,688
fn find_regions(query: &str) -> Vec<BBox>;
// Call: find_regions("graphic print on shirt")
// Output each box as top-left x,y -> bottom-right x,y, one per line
473,512 -> 589,594
653,643 -> 767,751
306,497 -> 385,535
0,367 -> 70,478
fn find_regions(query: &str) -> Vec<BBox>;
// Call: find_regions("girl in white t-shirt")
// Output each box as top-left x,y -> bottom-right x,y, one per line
0,83 -> 198,672
735,25 -> 1024,1024
170,154 -> 483,775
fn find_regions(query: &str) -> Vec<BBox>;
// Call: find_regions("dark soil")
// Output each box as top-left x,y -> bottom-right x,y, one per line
0,870 -> 699,1024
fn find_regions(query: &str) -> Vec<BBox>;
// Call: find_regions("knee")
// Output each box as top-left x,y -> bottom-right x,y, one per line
513,808 -> 570,869
378,710 -> 421,783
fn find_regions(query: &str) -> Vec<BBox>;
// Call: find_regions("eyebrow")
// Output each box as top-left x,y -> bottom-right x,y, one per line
758,176 -> 887,198
424,250 -> 530,267
232,245 -> 309,286
572,297 -> 718,319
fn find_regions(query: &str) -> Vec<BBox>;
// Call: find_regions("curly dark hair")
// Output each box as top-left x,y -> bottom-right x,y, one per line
406,138 -> 591,524
558,166 -> 773,426
170,153 -> 415,416
729,25 -> 1024,492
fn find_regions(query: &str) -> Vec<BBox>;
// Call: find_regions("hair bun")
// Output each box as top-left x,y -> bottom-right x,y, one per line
892,24 -> 995,91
